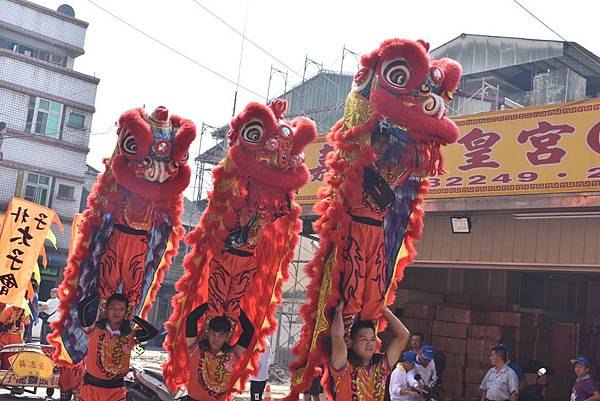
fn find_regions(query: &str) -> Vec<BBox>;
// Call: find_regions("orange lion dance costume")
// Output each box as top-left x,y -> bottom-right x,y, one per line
285,38 -> 462,400
49,106 -> 195,364
163,99 -> 316,395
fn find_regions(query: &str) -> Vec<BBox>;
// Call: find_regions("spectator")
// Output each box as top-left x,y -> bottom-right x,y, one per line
250,338 -> 273,401
24,278 -> 39,343
408,345 -> 437,391
409,333 -> 425,355
480,346 -> 518,401
303,367 -> 325,401
498,343 -> 526,390
570,356 -> 600,401
39,287 -> 60,344
390,352 -> 420,401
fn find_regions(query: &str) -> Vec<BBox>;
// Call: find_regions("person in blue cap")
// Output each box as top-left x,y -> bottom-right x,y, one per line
498,343 -> 526,390
570,356 -> 599,401
390,352 -> 420,401
407,344 -> 437,397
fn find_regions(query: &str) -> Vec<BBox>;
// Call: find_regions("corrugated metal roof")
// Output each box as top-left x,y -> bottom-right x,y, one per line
277,70 -> 353,132
432,33 -> 600,80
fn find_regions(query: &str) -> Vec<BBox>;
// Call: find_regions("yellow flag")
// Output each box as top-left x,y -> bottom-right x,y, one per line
46,229 -> 57,249
33,262 -> 41,284
9,352 -> 54,379
0,198 -> 62,304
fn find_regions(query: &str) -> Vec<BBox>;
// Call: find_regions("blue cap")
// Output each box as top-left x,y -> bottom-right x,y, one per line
402,351 -> 418,364
421,345 -> 435,360
498,343 -> 511,353
570,356 -> 591,367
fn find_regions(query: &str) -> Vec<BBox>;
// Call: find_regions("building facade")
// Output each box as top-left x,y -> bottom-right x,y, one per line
0,0 -> 99,297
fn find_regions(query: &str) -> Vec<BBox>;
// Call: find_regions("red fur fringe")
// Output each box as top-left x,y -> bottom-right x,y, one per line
162,159 -> 302,394
48,160 -> 185,365
283,115 -> 431,400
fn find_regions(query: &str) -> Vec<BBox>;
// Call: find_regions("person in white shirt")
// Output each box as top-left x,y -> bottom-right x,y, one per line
407,345 -> 438,400
39,288 -> 60,345
249,338 -> 273,401
390,351 -> 421,401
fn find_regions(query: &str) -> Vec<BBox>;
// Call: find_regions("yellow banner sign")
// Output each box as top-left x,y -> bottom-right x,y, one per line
0,198 -> 62,304
9,351 -> 54,379
297,98 -> 600,204
429,98 -> 600,198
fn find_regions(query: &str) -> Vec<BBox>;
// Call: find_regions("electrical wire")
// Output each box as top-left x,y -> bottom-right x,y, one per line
188,0 -> 349,103
85,0 -> 267,100
512,0 -> 600,69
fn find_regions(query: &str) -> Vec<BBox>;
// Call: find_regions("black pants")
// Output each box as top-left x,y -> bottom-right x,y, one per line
250,380 -> 267,401
41,321 -> 51,344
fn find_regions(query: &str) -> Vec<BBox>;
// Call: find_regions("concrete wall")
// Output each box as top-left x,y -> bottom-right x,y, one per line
0,0 -> 87,48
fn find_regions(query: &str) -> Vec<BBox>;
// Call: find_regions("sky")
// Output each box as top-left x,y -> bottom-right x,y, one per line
31,0 -> 600,198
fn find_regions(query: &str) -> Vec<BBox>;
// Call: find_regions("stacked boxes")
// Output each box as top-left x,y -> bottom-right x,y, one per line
395,290 -> 552,400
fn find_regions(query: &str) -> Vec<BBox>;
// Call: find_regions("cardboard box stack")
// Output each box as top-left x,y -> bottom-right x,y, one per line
395,290 -> 553,401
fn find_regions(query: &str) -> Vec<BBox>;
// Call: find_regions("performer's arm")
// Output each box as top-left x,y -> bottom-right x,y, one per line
383,307 -> 410,370
330,302 -> 347,371
132,316 -> 159,343
233,309 -> 254,358
185,303 -> 208,347
77,296 -> 99,333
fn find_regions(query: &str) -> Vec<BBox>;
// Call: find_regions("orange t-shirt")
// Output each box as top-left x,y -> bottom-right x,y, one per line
187,340 -> 240,401
329,355 -> 392,401
84,326 -> 137,380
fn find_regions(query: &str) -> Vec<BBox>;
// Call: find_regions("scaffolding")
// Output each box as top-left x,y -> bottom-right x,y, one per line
192,122 -> 227,204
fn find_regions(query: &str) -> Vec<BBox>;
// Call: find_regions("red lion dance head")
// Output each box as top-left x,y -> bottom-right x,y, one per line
163,100 -> 316,395
227,99 -> 314,190
353,38 -> 461,144
112,106 -> 196,200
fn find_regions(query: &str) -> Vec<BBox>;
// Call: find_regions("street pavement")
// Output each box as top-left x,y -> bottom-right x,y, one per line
0,349 -> 293,400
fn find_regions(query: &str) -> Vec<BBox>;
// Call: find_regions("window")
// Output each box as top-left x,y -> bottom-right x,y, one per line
0,35 -> 67,66
26,98 -> 63,138
57,184 -> 75,200
24,173 -> 51,206
79,187 -> 89,212
67,113 -> 85,129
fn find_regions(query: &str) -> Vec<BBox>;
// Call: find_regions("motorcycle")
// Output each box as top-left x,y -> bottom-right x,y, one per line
519,368 -> 548,401
125,365 -> 187,401
414,373 -> 441,401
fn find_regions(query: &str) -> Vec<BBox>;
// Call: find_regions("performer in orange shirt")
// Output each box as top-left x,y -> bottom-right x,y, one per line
184,303 -> 254,401
328,303 -> 410,401
0,303 -> 29,348
77,293 -> 158,401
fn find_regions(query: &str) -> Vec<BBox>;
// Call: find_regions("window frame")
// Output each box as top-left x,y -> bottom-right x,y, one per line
23,172 -> 52,206
57,183 -> 75,200
67,113 -> 85,129
31,98 -> 63,139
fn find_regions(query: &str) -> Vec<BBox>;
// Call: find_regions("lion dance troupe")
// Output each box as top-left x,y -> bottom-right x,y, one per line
0,37 -> 464,401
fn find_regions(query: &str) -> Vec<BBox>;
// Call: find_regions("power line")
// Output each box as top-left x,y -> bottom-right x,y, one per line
512,0 -> 600,70
188,0 -> 347,103
85,0 -> 266,100
190,0 -> 303,80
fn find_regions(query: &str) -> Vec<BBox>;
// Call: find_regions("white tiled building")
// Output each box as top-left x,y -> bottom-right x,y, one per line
0,0 -> 99,295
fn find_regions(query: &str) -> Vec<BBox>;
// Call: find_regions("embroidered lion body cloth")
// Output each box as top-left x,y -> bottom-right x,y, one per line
285,38 -> 462,400
49,107 -> 195,364
163,99 -> 316,394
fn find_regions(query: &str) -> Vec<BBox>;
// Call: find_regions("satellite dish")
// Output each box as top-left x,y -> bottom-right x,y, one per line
57,4 -> 75,17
